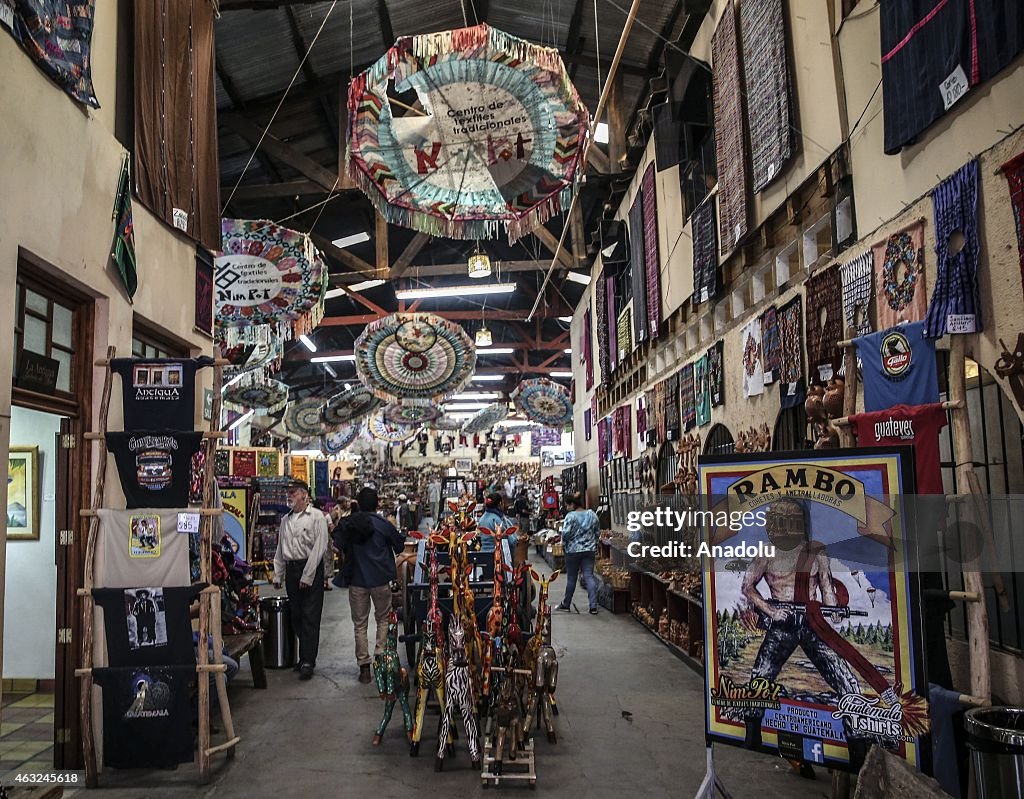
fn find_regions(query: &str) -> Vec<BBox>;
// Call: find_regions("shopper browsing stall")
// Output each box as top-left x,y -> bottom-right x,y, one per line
336,487 -> 406,684
477,492 -> 515,553
555,494 -> 600,614
272,480 -> 329,680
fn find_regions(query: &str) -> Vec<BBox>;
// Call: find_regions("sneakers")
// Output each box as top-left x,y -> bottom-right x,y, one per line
554,603 -> 571,612
589,607 -> 599,615
358,664 -> 372,684
298,662 -> 314,680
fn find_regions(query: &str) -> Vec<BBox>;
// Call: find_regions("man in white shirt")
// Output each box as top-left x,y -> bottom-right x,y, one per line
273,480 -> 329,680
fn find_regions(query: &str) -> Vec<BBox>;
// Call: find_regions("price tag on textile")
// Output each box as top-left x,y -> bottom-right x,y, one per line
947,314 -> 976,334
176,512 -> 200,534
940,65 -> 969,111
763,369 -> 774,385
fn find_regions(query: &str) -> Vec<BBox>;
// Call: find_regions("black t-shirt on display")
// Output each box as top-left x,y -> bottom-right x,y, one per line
106,432 -> 204,509
92,665 -> 196,769
110,357 -> 213,431
92,584 -> 204,666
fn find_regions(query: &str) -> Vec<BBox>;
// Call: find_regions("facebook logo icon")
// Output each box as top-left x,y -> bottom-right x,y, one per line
803,739 -> 825,764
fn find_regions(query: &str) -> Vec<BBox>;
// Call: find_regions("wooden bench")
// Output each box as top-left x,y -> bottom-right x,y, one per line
223,631 -> 267,689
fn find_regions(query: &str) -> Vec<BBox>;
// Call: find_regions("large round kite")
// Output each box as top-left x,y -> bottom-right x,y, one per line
462,402 -> 508,434
384,400 -> 440,426
322,423 -> 360,454
216,219 -> 327,334
367,410 -> 418,442
512,377 -> 573,427
347,23 -> 589,242
321,384 -> 382,426
223,377 -> 290,414
355,312 -> 475,401
285,398 -> 324,438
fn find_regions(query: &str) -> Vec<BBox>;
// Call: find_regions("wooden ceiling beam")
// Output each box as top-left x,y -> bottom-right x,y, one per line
219,0 -> 327,9
388,232 -> 431,280
218,179 -> 338,201
375,212 -> 389,276
320,308 -> 559,325
310,233 -> 377,277
330,259 -> 547,284
532,226 -> 575,269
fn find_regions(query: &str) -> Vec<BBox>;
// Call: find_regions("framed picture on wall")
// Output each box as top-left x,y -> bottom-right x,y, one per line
454,457 -> 473,473
7,446 -> 40,541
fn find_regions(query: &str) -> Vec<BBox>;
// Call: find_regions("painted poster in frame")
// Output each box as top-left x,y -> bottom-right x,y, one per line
698,448 -> 927,773
7,446 -> 41,540
219,487 -> 248,560
454,458 -> 473,473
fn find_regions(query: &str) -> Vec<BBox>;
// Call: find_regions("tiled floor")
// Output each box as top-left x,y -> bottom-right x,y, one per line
0,691 -> 54,777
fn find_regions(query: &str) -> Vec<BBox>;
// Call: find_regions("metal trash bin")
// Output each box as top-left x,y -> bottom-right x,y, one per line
965,706 -> 1024,799
260,596 -> 299,669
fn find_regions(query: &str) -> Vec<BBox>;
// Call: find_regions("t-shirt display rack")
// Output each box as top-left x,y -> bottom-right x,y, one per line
75,346 -> 239,786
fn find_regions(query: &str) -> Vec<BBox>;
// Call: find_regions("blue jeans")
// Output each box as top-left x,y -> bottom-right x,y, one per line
561,551 -> 597,610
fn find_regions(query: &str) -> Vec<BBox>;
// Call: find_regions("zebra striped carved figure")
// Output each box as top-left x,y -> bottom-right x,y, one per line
410,541 -> 447,757
436,614 -> 481,771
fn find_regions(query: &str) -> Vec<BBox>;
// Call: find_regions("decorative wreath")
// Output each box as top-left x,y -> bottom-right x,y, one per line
881,231 -> 921,311
742,333 -> 761,377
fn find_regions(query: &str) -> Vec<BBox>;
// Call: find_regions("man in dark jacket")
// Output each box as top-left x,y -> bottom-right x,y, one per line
334,487 -> 405,683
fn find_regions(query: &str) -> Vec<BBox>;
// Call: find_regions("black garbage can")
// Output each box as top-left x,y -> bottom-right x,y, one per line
260,596 -> 300,669
965,706 -> 1024,799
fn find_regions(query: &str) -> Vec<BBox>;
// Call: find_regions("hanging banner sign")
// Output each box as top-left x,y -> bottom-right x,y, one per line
698,448 -> 927,773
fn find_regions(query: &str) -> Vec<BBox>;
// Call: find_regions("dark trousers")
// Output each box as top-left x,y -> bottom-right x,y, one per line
561,551 -> 598,609
285,560 -> 325,666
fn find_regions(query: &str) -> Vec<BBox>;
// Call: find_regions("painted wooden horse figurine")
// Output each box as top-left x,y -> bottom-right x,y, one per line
372,609 -> 413,745
436,613 -> 481,771
523,604 -> 559,743
491,660 -> 526,775
409,537 -> 446,757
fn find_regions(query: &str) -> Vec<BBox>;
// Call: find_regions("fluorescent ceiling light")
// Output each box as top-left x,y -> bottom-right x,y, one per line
228,409 -> 254,431
566,271 -> 591,286
564,348 -> 573,354
443,403 -> 492,412
500,419 -> 534,427
476,347 -> 515,355
449,392 -> 499,400
558,316 -> 572,323
299,334 -> 317,352
349,279 -> 386,292
550,371 -> 572,378
471,374 -> 505,382
290,449 -> 323,457
447,413 -> 475,420
311,354 -> 356,363
323,363 -> 337,378
595,122 -> 609,144
331,231 -> 371,248
394,284 -> 516,300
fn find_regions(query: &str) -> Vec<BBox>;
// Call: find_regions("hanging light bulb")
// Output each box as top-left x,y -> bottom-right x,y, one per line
475,325 -> 493,347
467,243 -> 492,279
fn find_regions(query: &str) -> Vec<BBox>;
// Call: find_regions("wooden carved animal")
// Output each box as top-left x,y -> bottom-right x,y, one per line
805,384 -> 827,422
523,606 -> 559,743
409,540 -> 447,757
491,665 -> 525,775
823,377 -> 845,418
372,610 -> 413,746
436,614 -> 481,771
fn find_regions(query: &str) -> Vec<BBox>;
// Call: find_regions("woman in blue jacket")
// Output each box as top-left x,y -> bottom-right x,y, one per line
555,494 -> 600,614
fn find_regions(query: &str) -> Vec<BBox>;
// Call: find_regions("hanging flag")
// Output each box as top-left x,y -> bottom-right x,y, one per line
111,156 -> 138,300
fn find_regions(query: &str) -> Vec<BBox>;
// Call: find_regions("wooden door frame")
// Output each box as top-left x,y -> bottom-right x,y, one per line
12,251 -> 95,770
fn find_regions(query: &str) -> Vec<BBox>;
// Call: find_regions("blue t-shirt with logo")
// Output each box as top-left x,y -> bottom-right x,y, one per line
854,321 -> 938,412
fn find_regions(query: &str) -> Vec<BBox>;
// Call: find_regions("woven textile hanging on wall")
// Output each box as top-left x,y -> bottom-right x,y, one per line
1000,151 -> 1024,294
804,264 -> 844,378
760,305 -> 781,385
664,371 -> 681,440
679,363 -> 696,432
642,165 -> 661,338
777,295 -> 804,386
839,252 -> 875,339
873,220 -> 927,329
740,0 -> 793,192
654,382 -> 667,443
595,272 -> 610,383
606,274 -> 618,373
926,159 -> 981,337
711,1 -> 749,253
999,150 -> 1024,292
628,191 -> 649,344
692,198 -> 719,306
583,307 -> 594,389
708,340 -> 725,408
616,305 -> 633,361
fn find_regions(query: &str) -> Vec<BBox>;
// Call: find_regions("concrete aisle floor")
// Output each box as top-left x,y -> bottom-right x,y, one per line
85,582 -> 830,798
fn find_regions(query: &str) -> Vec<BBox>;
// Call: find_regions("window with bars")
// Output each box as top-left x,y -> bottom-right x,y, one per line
131,320 -> 189,360
14,280 -> 77,396
772,405 -> 810,452
703,424 -> 735,456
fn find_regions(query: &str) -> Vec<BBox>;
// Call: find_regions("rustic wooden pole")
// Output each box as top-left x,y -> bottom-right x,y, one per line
837,327 -> 858,447
79,345 -> 115,788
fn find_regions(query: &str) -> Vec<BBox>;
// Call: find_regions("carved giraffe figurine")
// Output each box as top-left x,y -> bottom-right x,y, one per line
372,609 -> 413,746
524,568 -> 559,680
445,528 -> 485,705
523,604 -> 559,743
408,535 -> 447,757
491,658 -> 526,775
436,613 -> 481,771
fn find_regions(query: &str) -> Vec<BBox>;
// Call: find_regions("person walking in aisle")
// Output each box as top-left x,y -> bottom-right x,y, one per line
336,487 -> 406,683
477,492 -> 515,553
555,494 -> 601,615
273,480 -> 329,679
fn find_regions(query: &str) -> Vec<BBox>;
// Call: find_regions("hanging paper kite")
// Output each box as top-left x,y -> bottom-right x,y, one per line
512,377 -> 573,427
347,23 -> 589,241
355,312 -> 476,401
367,410 -> 418,442
322,423 -> 360,454
223,377 -> 290,415
321,385 -> 382,427
285,399 -> 326,438
462,402 -> 508,434
384,400 -> 440,426
216,219 -> 327,335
